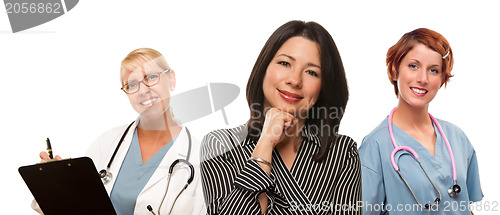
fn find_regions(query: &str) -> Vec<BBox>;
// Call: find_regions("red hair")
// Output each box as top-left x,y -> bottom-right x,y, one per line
386,28 -> 454,96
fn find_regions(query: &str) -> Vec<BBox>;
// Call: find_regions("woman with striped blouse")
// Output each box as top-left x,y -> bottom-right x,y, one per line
201,20 -> 361,215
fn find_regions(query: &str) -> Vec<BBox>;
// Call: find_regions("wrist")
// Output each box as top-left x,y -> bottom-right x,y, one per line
248,157 -> 272,168
257,135 -> 278,148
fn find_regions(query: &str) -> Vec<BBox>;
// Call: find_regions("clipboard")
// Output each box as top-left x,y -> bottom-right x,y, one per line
19,157 -> 116,215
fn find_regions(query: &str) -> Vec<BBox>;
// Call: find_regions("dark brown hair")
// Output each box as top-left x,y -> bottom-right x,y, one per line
246,20 -> 348,162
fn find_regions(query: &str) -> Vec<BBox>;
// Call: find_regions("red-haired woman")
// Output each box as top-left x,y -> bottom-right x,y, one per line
359,28 -> 483,214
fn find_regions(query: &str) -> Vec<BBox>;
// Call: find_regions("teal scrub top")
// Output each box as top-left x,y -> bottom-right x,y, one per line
109,128 -> 177,215
359,117 -> 483,215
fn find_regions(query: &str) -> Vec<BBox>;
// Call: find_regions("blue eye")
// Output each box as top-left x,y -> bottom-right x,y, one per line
306,70 -> 319,77
126,82 -> 138,90
409,64 -> 418,69
146,74 -> 159,81
430,68 -> 440,74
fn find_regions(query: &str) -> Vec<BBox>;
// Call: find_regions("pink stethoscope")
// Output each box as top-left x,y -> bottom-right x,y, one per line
389,107 -> 461,209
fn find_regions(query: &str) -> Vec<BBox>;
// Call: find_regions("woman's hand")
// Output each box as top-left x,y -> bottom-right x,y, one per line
260,108 -> 298,147
252,108 -> 298,173
252,108 -> 297,215
39,151 -> 61,163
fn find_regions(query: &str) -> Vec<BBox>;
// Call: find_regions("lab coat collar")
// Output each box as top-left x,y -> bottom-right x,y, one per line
103,120 -> 138,194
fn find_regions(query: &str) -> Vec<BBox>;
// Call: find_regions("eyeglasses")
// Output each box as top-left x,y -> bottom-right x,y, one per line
121,69 -> 170,94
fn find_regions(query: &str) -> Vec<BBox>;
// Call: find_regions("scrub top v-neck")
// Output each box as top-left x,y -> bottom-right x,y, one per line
110,128 -> 178,215
359,117 -> 483,215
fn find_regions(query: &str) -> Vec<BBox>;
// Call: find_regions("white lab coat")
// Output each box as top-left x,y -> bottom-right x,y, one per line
32,121 -> 206,215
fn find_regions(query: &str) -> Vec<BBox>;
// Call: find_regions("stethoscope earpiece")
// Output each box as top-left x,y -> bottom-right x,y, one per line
147,205 -> 156,215
424,198 -> 440,210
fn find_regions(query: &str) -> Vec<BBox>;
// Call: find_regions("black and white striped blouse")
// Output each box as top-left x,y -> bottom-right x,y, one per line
200,124 -> 361,215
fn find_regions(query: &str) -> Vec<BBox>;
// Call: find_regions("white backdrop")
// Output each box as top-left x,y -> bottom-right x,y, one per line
1,1 -> 498,214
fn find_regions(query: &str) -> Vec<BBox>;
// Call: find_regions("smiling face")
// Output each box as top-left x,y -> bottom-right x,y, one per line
394,43 -> 443,109
122,61 -> 175,120
262,36 -> 322,118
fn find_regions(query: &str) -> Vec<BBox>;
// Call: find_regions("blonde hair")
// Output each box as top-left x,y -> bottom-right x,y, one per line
120,48 -> 170,85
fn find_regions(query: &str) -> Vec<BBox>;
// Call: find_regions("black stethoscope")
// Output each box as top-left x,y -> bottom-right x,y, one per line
98,121 -> 194,215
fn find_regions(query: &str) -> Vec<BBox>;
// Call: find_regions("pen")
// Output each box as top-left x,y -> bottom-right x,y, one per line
46,138 -> 53,159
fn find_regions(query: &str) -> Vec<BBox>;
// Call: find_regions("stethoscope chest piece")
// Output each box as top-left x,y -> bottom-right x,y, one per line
99,169 -> 112,185
98,121 -> 136,185
448,183 -> 461,197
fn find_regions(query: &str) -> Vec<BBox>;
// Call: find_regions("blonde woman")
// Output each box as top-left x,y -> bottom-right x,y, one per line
37,48 -> 205,215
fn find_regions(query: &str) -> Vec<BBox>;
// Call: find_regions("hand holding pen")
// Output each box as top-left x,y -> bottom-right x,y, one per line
39,137 -> 61,162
